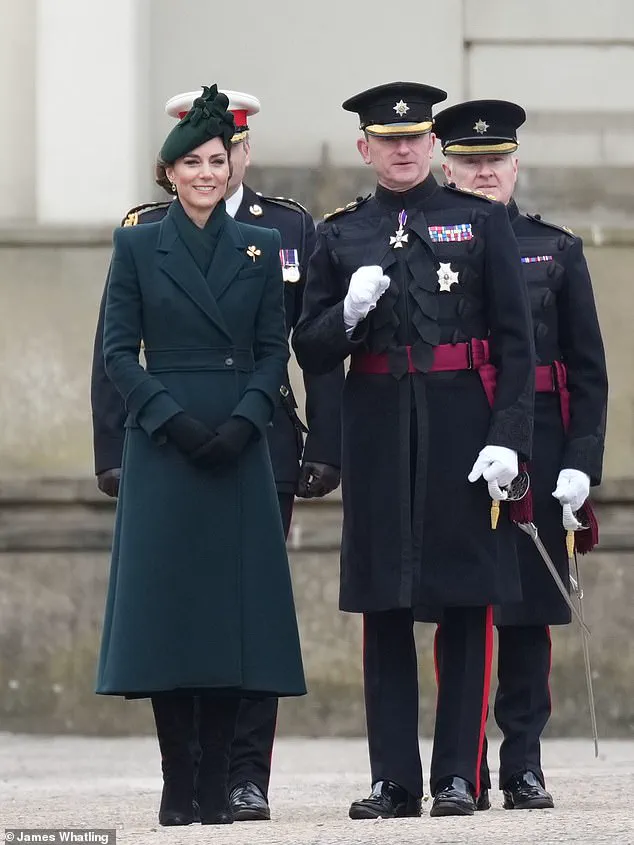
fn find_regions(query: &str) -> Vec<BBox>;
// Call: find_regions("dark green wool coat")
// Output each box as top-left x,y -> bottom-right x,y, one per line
95,203 -> 306,699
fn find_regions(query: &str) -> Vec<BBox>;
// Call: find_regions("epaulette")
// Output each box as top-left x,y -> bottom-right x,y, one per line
443,183 -> 496,202
526,213 -> 576,237
121,201 -> 172,227
256,193 -> 310,215
323,194 -> 372,221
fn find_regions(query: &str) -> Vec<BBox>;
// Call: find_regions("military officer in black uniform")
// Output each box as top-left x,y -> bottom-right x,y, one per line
293,82 -> 535,818
434,99 -> 608,810
90,88 -> 343,822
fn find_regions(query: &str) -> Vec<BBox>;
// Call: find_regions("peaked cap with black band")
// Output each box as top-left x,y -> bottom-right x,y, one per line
159,83 -> 236,163
342,81 -> 447,138
434,99 -> 526,155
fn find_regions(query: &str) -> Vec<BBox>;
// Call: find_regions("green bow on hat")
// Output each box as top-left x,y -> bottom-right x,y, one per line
160,84 -> 236,163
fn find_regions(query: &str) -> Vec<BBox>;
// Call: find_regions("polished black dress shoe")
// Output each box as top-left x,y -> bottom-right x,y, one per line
476,787 -> 491,811
430,776 -> 476,817
349,780 -> 421,819
229,781 -> 271,821
502,771 -> 554,810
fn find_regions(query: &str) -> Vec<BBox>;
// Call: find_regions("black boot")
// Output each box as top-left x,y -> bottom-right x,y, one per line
197,695 -> 240,825
151,695 -> 197,826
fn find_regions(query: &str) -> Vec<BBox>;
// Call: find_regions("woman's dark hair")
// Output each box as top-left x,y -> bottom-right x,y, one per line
155,157 -> 173,195
155,140 -> 234,195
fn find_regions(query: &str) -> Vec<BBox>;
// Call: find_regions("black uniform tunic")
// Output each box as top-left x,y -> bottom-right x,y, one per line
495,201 -> 608,626
293,174 -> 535,613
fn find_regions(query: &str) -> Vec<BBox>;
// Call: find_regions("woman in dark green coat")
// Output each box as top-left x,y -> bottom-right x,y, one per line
95,85 -> 306,826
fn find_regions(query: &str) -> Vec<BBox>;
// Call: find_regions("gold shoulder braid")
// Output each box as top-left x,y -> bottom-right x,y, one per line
120,201 -> 172,227
526,213 -> 576,237
323,194 -> 372,221
443,183 -> 496,202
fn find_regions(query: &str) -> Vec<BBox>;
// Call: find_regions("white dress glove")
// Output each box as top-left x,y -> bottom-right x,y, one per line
552,468 -> 590,514
343,265 -> 391,331
468,445 -> 519,500
562,503 -> 583,532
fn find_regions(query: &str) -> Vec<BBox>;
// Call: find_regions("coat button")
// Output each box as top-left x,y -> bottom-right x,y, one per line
225,357 -> 234,366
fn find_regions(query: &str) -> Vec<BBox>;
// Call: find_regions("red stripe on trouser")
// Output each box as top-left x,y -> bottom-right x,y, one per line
545,625 -> 552,713
475,607 -> 494,797
433,625 -> 440,686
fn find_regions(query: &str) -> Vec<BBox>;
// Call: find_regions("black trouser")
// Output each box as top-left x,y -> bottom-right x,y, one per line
478,625 -> 552,789
364,606 -> 493,798
217,491 -> 294,797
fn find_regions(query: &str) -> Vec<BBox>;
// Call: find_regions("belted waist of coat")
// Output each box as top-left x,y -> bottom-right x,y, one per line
350,339 -> 492,375
350,342 -> 568,392
144,347 -> 255,373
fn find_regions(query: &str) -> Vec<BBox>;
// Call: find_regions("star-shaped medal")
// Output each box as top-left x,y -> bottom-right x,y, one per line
393,99 -> 410,117
473,118 -> 489,134
437,262 -> 460,292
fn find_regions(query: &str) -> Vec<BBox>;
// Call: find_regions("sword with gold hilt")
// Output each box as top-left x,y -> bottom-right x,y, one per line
563,504 -> 599,757
489,471 -> 530,529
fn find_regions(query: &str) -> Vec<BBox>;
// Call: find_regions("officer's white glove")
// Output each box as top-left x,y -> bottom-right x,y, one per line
552,468 -> 590,514
562,503 -> 584,532
343,265 -> 391,331
468,445 -> 519,497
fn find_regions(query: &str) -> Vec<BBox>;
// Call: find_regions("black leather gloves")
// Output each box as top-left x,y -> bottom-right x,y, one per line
163,413 -> 213,456
164,413 -> 256,470
296,462 -> 341,498
190,417 -> 257,469
97,468 -> 121,498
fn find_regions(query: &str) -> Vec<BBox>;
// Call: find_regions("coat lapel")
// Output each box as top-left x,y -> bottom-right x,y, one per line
407,211 -> 437,259
362,210 -> 398,273
157,213 -> 233,342
205,216 -> 250,302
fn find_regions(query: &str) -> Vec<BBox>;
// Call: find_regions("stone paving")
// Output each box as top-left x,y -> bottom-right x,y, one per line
1,734 -> 633,844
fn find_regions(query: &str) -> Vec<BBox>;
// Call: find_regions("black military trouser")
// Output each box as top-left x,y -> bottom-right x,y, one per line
192,492 -> 295,798
478,625 -> 552,789
364,605 -> 493,798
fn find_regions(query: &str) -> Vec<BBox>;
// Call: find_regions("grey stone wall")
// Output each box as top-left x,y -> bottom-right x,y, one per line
0,478 -> 632,738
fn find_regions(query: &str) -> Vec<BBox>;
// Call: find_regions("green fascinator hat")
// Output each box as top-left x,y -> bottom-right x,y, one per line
159,84 -> 236,163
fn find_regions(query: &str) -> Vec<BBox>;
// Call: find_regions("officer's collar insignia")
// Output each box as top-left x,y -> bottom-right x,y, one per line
473,118 -> 489,134
390,209 -> 409,249
428,223 -> 473,243
249,204 -> 263,217
393,99 -> 410,117
279,249 -> 300,283
246,245 -> 261,261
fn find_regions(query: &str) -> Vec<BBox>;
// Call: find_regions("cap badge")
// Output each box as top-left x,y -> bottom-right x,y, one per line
473,119 -> 489,134
249,204 -> 263,217
390,209 -> 409,249
246,245 -> 262,262
437,262 -> 460,292
393,100 -> 410,117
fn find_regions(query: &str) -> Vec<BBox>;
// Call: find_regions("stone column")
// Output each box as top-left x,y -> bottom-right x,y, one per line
35,0 -> 151,224
0,0 -> 36,222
